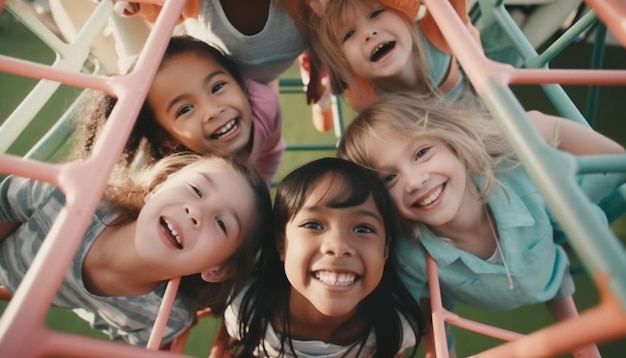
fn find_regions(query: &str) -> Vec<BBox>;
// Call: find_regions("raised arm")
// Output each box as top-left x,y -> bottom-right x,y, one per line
527,110 -> 625,155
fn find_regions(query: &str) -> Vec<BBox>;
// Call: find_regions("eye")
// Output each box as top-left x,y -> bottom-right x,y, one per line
301,221 -> 323,230
371,9 -> 384,18
215,217 -> 227,234
382,173 -> 397,183
176,104 -> 193,118
354,224 -> 375,233
415,146 -> 431,160
211,81 -> 226,94
189,184 -> 202,198
342,29 -> 354,42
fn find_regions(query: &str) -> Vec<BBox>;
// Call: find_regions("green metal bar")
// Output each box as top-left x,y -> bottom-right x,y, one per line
585,23 -> 608,127
479,79 -> 626,310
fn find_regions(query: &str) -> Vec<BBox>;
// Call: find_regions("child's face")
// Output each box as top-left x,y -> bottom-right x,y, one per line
338,4 -> 413,84
135,157 -> 256,281
280,174 -> 388,319
147,52 -> 253,156
368,133 -> 474,228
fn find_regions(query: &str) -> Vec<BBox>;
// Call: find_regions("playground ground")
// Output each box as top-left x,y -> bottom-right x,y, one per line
1,8 -> 626,358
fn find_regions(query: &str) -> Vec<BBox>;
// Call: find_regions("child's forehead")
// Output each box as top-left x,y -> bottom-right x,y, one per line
183,157 -> 233,176
168,50 -> 218,65
305,173 -> 376,206
334,0 -> 381,20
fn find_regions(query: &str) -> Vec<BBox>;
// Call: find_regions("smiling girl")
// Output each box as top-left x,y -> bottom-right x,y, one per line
78,35 -> 285,185
0,152 -> 272,347
312,0 -> 479,111
224,157 -> 424,357
337,92 -> 623,357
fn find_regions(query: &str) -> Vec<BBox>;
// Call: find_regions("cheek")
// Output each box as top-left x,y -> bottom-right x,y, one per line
389,188 -> 405,208
366,251 -> 387,289
343,45 -> 360,66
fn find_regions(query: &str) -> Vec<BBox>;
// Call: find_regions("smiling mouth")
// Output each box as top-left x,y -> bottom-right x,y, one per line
210,118 -> 238,140
160,217 -> 183,249
313,271 -> 359,286
370,41 -> 396,62
414,184 -> 445,208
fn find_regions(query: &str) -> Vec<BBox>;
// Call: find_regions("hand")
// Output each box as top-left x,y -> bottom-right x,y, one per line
111,1 -> 140,16
308,0 -> 328,16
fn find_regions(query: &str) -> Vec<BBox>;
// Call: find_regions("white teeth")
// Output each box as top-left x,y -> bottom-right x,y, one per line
212,119 -> 237,139
163,218 -> 181,246
314,271 -> 356,286
417,185 -> 443,207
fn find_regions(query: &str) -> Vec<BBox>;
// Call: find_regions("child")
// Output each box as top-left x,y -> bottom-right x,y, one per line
0,152 -> 273,347
78,35 -> 285,185
224,157 -> 425,357
312,0 -> 480,111
119,0 -> 334,132
337,92 -> 624,357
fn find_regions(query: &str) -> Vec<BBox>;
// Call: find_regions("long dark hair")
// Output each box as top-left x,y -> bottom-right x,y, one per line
74,35 -> 248,168
233,157 -> 424,357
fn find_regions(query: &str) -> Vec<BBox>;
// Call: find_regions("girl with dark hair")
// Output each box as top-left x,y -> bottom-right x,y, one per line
225,157 -> 424,357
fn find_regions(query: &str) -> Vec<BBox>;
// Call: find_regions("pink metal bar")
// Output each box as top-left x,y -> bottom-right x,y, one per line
443,311 -> 524,343
510,68 -> 626,85
585,0 -> 626,48
147,278 -> 181,350
426,253 -> 451,358
473,273 -> 626,358
427,253 -> 524,356
0,1 -> 190,356
0,55 -> 112,94
421,0 -> 517,94
0,154 -> 61,184
419,2 -> 626,356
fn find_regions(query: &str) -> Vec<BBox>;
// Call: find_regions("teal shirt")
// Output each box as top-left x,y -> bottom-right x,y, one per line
394,165 -> 575,310
421,32 -> 465,102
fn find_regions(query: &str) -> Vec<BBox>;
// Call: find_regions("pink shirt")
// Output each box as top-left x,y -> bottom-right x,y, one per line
245,79 -> 286,185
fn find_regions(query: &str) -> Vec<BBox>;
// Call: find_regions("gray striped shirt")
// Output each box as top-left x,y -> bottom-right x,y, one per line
0,176 -> 194,346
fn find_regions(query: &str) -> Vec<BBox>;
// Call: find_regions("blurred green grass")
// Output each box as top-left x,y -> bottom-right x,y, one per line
1,7 -> 626,358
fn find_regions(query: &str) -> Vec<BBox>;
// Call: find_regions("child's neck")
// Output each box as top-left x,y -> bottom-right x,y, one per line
282,294 -> 367,345
285,310 -> 366,345
374,52 -> 426,93
220,0 -> 271,36
430,202 -> 498,259
82,221 -> 162,297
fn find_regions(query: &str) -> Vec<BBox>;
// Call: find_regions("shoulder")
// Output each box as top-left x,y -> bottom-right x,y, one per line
224,283 -> 252,339
495,165 -> 542,199
0,176 -> 59,221
246,79 -> 281,126
246,79 -> 280,106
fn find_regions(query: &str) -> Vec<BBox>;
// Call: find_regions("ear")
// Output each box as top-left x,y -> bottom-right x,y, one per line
276,234 -> 286,261
202,266 -> 232,283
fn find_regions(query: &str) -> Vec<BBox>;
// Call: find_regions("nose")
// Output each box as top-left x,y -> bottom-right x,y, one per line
405,171 -> 429,193
184,204 -> 200,228
320,228 -> 354,257
203,102 -> 224,123
364,30 -> 378,43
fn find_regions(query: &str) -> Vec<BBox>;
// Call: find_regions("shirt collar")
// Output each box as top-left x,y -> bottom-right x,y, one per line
419,178 -> 535,267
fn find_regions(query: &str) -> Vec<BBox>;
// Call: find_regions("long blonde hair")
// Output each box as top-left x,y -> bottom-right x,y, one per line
337,92 -> 519,202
